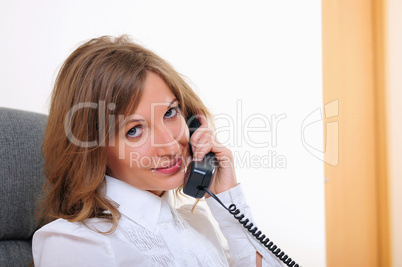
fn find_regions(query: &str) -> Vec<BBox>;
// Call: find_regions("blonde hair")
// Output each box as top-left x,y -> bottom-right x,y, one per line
39,35 -> 212,232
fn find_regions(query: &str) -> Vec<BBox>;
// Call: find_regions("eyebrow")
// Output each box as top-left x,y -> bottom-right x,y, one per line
168,98 -> 179,108
126,119 -> 145,123
125,98 -> 179,125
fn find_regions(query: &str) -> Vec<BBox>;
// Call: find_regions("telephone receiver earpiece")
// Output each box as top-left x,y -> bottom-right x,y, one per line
183,116 -> 217,199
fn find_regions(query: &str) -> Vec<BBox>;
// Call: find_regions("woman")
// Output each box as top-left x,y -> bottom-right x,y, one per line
33,35 -> 282,266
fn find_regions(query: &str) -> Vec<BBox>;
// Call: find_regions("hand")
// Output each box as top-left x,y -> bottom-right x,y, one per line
189,114 -> 238,196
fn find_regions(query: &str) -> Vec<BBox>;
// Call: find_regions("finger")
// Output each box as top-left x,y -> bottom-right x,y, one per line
190,127 -> 212,146
214,152 -> 233,169
192,133 -> 212,160
209,132 -> 224,149
195,113 -> 209,129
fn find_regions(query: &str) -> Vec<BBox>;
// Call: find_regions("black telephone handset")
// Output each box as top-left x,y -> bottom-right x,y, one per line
183,116 -> 302,267
183,117 -> 217,199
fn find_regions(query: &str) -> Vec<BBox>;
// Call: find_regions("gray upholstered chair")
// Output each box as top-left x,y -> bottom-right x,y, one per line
0,107 -> 47,267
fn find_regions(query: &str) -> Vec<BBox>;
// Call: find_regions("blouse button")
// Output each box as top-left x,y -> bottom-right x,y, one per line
163,223 -> 169,230
183,259 -> 188,266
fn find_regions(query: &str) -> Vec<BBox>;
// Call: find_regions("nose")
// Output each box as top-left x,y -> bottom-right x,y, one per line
152,123 -> 181,157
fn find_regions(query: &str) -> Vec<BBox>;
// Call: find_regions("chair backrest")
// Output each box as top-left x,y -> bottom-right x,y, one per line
0,107 -> 47,267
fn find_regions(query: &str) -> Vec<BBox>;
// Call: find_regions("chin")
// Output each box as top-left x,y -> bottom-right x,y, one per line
163,171 -> 185,191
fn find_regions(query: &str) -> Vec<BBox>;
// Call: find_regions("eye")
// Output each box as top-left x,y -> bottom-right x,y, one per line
164,107 -> 181,119
126,126 -> 143,139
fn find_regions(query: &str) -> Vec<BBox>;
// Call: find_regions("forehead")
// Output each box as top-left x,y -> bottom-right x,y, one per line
134,72 -> 176,115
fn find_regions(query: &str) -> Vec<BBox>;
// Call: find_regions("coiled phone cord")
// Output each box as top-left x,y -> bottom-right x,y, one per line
200,186 -> 301,267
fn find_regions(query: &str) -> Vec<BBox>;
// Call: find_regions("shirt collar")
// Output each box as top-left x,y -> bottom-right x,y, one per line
105,175 -> 171,232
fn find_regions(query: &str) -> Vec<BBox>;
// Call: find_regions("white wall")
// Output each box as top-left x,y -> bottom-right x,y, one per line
0,1 -> 325,266
387,0 -> 402,266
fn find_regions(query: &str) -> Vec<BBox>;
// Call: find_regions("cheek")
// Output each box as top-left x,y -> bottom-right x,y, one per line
175,120 -> 190,156
173,117 -> 189,143
106,145 -> 128,176
124,144 -> 154,169
181,126 -> 190,144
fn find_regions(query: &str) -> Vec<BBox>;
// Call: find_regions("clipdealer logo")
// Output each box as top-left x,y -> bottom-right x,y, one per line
63,99 -> 338,168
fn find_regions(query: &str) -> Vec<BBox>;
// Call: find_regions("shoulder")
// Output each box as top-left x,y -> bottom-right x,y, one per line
33,218 -> 113,241
37,217 -> 114,234
33,218 -> 115,267
35,218 -> 87,234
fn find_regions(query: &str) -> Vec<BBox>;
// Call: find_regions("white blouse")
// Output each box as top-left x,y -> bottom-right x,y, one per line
32,176 -> 283,266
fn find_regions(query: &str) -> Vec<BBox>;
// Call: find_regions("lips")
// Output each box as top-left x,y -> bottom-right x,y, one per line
152,158 -> 182,174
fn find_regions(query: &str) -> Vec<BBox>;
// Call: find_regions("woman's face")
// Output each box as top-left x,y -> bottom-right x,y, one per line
106,71 -> 191,196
